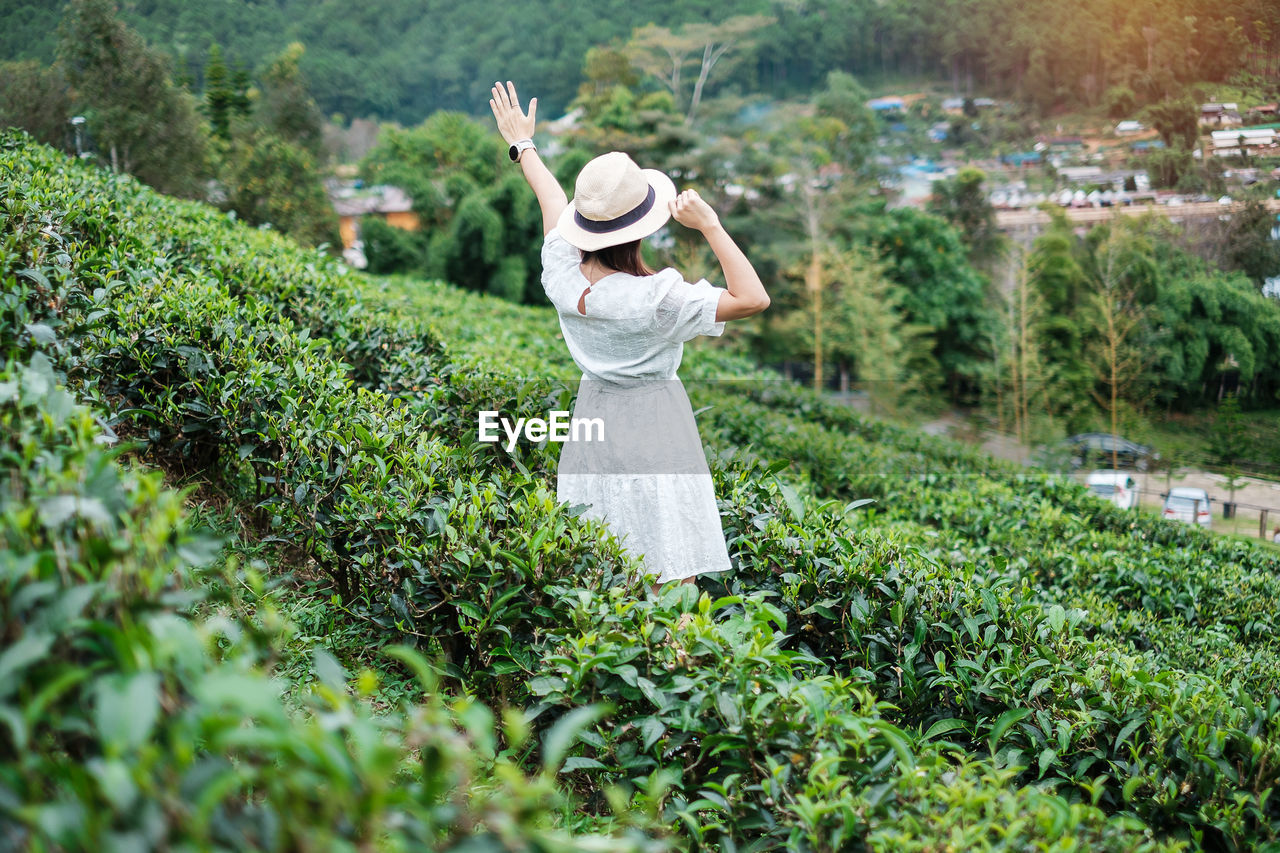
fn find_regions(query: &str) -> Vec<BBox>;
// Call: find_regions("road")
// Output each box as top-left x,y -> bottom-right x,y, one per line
921,414 -> 1280,541
995,198 -> 1280,230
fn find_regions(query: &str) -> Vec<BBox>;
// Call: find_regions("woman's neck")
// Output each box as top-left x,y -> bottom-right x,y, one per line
580,257 -> 616,284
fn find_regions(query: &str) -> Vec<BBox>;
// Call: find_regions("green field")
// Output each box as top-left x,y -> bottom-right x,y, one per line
5,132 -> 1280,850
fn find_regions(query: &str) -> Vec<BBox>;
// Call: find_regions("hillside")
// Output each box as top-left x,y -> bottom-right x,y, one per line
4,132 -> 1280,849
4,0 -> 1276,123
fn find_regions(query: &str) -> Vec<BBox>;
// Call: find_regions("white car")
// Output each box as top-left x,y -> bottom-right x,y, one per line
1162,487 -> 1212,528
1086,470 -> 1139,509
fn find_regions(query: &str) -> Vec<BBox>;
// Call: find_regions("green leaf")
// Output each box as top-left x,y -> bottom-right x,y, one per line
1038,747 -> 1057,779
923,718 -> 966,741
313,647 -> 348,691
844,498 -> 877,513
561,755 -> 608,772
95,671 -> 160,751
715,692 -> 742,729
775,478 -> 805,523
23,323 -> 56,345
640,716 -> 666,751
987,708 -> 1031,753
542,704 -> 611,773
0,633 -> 53,689
526,676 -> 565,697
456,600 -> 485,621
1113,718 -> 1144,752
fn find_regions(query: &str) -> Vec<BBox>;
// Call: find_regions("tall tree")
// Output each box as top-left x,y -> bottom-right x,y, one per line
1028,211 -> 1095,429
869,207 -> 999,402
776,247 -> 924,408
626,15 -> 774,123
56,0 -> 206,197
1144,96 -> 1200,150
927,167 -> 1004,268
1083,225 -> 1158,462
360,112 -> 544,302
203,43 -> 233,140
219,128 -> 340,249
258,42 -> 324,157
0,61 -> 72,150
1221,199 -> 1280,289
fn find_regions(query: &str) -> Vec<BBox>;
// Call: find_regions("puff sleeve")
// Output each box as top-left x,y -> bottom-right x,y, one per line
540,228 -> 583,308
651,271 -> 727,343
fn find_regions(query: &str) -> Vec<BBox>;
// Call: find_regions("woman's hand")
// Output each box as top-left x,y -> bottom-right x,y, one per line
489,80 -> 536,145
668,189 -> 721,233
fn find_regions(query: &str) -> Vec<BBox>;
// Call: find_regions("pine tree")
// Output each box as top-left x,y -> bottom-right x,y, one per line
229,64 -> 252,119
203,44 -> 232,140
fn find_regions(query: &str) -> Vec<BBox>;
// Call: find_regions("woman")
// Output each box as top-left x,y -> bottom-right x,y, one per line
490,81 -> 770,587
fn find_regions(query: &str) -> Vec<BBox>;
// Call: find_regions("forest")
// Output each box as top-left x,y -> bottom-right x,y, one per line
2,0 -> 1280,122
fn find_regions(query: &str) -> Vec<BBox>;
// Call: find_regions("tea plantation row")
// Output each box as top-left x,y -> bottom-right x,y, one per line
3,131 -> 1277,849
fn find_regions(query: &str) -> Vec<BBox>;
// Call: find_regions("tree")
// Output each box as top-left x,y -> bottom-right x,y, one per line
218,128 -> 340,248
203,44 -> 233,140
775,247 -> 923,409
927,167 -> 1004,267
1211,393 -> 1250,520
1144,97 -> 1200,150
812,71 -> 878,170
258,42 -> 324,157
626,15 -> 774,123
1027,210 -> 1094,429
869,207 -> 999,402
1221,199 -> 1280,288
360,112 -> 544,302
57,0 -> 207,197
997,247 -> 1054,444
0,60 -> 72,150
1083,225 -> 1159,466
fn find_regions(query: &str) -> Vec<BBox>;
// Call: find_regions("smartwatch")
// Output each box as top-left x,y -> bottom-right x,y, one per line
509,138 -> 536,162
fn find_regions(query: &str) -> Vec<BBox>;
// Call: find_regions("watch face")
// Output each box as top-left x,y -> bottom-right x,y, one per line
509,144 -> 520,162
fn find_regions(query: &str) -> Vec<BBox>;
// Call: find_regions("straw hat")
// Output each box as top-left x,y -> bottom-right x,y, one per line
557,151 -> 677,251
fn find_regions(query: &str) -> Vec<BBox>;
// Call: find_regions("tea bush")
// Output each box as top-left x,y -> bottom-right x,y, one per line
6,131 -> 1280,849
0,351 -> 665,851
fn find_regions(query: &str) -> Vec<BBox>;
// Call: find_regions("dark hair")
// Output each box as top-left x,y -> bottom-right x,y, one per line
581,240 -> 654,277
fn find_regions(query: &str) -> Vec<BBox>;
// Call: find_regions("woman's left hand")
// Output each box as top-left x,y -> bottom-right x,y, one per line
489,80 -> 536,145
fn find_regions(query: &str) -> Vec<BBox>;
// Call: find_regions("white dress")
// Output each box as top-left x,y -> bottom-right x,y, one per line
540,227 -> 732,583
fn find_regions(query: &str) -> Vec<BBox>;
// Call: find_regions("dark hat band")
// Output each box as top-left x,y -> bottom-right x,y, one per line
573,185 -> 656,234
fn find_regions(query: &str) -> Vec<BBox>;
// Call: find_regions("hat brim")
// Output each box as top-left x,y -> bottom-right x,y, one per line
557,169 -> 677,252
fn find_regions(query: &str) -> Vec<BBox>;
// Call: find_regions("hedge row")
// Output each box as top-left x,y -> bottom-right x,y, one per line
0,352 -> 665,851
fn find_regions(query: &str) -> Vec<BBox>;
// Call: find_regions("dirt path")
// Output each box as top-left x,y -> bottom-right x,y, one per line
922,414 -> 1280,541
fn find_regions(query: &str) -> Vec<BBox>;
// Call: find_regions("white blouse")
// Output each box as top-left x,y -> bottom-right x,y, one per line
540,228 -> 727,381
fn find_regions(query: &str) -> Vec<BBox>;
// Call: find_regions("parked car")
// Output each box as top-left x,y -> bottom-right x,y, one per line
1063,433 -> 1159,471
1162,487 -> 1212,528
1086,470 -> 1139,509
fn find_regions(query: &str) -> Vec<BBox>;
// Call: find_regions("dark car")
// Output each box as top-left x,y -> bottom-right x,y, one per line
1063,433 -> 1159,471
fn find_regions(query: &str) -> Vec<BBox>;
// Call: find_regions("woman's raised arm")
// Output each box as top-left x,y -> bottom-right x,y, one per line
489,81 -> 567,234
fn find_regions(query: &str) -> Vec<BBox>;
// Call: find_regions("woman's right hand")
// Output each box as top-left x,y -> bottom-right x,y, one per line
489,80 -> 536,145
669,189 -> 721,233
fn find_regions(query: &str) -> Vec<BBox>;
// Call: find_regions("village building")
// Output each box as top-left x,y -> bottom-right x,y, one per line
328,183 -> 418,250
1199,102 -> 1243,127
1210,127 -> 1278,157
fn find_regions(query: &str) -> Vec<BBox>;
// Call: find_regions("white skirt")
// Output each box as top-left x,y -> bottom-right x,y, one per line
556,377 -> 732,583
